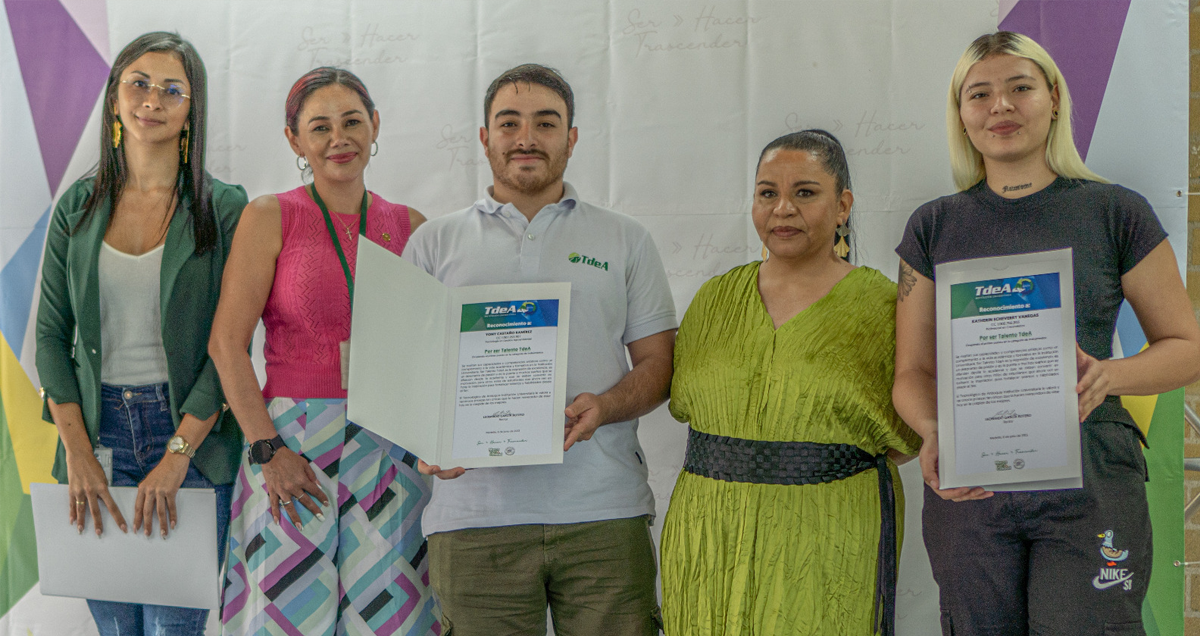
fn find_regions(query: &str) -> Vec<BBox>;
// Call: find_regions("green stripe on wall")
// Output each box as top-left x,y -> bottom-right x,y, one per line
0,392 -> 39,616
1,495 -> 37,617
1141,388 -> 1184,636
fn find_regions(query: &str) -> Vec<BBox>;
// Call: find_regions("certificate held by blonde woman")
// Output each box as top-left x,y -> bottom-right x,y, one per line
935,248 -> 1082,490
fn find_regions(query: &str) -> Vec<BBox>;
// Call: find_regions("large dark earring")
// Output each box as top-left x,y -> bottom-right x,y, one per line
180,121 -> 190,163
834,224 -> 850,260
371,141 -> 379,156
112,119 -> 122,148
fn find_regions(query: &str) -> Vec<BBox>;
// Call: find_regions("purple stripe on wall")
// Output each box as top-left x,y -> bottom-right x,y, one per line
4,0 -> 108,193
1000,0 -> 1131,160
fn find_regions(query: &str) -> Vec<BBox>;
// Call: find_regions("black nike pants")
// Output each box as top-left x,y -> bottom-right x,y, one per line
924,420 -> 1151,636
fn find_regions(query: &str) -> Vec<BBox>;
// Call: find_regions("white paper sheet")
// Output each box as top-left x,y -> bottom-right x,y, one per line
348,239 -> 448,463
30,483 -> 220,610
935,249 -> 1082,490
450,298 -> 563,461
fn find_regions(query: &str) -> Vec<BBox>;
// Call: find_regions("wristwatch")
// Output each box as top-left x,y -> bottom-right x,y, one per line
249,435 -> 286,465
167,435 -> 196,458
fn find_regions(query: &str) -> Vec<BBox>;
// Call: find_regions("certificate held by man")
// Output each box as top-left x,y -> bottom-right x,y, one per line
347,239 -> 570,469
453,300 -> 562,461
934,248 -> 1081,490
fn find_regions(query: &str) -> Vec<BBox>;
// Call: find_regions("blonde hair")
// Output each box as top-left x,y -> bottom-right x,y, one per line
946,31 -> 1105,191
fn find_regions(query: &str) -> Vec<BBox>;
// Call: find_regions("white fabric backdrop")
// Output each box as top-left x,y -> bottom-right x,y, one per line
2,1 -> 1186,634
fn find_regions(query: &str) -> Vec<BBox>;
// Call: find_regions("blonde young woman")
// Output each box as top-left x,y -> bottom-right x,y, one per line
894,32 -> 1200,635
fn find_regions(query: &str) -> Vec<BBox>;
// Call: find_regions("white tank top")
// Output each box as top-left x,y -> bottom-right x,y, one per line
98,241 -> 170,385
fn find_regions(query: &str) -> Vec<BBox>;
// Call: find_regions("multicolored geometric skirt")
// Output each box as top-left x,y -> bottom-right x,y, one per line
221,398 -> 440,635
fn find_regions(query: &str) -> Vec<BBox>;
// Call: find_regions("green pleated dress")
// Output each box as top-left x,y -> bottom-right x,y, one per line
661,263 -> 921,636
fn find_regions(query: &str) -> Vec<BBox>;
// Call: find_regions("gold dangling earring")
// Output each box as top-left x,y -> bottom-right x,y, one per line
834,224 -> 850,259
112,119 -> 122,148
180,121 -> 190,163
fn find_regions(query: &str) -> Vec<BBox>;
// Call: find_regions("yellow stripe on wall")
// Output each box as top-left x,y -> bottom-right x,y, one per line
1120,343 -> 1156,440
1,336 -> 57,493
1121,394 -> 1158,440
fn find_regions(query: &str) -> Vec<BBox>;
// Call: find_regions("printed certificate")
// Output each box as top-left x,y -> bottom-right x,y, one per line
935,248 -> 1082,490
347,240 -> 570,469
452,300 -> 561,461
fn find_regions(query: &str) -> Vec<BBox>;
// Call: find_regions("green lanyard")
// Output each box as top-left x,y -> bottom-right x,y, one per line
310,184 -> 368,306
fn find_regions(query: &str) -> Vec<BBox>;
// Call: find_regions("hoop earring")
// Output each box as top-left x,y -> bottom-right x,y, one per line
834,224 -> 850,260
371,141 -> 379,156
1052,108 -> 1059,120
112,119 -> 123,148
296,155 -> 309,171
180,121 -> 190,163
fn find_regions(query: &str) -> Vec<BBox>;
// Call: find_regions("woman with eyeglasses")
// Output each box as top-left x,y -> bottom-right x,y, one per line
35,32 -> 246,635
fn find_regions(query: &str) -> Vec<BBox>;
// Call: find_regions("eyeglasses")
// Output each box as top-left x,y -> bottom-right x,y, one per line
119,79 -> 191,109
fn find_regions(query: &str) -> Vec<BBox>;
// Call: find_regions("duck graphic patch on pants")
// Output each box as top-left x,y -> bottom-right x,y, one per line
1092,529 -> 1134,591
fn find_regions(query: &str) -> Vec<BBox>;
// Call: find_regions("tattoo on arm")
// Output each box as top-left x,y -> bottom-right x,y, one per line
898,261 -> 916,300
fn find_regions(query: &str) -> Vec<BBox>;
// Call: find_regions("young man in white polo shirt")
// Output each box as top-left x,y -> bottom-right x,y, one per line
402,64 -> 676,635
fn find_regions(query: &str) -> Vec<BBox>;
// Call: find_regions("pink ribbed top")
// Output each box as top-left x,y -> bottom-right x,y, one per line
261,186 -> 411,399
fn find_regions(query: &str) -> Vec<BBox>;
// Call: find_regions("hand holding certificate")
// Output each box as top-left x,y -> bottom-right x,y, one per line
935,248 -> 1082,490
347,239 -> 570,469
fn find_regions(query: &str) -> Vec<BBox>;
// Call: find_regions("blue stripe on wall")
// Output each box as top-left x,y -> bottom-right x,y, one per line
0,205 -> 49,359
1115,299 -> 1146,358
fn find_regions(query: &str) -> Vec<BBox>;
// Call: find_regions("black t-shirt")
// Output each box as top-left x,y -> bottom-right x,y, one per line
896,176 -> 1167,425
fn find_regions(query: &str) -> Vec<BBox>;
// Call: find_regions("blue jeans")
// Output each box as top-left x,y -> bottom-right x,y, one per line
87,383 -> 233,636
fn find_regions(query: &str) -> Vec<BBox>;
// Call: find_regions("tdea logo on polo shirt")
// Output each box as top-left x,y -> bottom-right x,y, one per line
568,252 -> 609,271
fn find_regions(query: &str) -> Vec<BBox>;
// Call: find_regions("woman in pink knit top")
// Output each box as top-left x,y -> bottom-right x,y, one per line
209,67 -> 439,635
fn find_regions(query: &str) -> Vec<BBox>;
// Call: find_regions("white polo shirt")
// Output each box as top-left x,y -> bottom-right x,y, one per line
402,182 -> 677,534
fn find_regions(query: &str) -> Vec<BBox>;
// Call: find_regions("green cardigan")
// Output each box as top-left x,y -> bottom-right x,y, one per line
36,176 -> 247,485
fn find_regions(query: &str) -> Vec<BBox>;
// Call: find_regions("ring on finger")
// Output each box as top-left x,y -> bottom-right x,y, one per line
76,500 -> 85,506
280,498 -> 293,505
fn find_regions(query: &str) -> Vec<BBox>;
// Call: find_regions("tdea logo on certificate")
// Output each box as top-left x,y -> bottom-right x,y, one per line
346,240 -> 570,469
935,248 -> 1082,490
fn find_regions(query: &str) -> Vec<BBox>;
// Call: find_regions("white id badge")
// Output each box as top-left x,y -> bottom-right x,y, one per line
93,446 -> 113,484
340,339 -> 350,390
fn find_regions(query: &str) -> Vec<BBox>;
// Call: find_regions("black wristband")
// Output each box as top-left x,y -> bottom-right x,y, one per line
248,435 -> 285,464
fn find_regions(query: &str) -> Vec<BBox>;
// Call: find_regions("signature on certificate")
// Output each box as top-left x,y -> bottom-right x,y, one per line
483,410 -> 525,421
984,409 -> 1033,422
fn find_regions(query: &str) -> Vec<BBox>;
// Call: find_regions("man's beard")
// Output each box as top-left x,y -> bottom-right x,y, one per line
488,144 -> 569,196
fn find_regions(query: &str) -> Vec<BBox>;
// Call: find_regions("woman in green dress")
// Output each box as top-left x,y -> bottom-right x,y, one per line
661,130 -> 920,636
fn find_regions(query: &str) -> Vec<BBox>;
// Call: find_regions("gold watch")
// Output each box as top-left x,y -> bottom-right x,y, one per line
167,435 -> 196,458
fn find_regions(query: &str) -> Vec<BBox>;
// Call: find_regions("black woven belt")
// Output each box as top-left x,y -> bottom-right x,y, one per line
683,428 -> 899,636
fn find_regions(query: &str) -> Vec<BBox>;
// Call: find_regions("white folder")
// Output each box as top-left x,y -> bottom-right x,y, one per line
347,239 -> 570,469
30,483 -> 220,610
